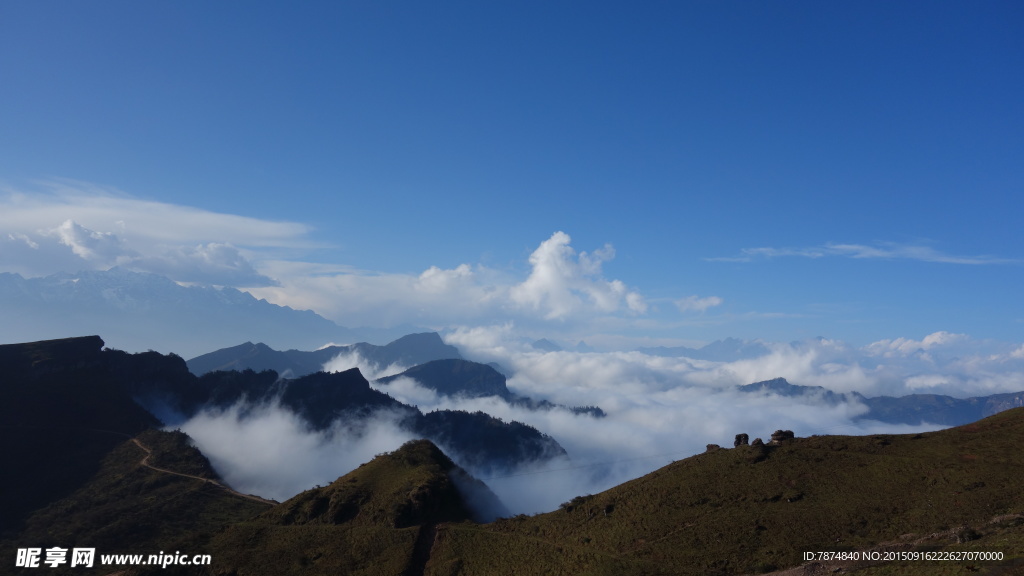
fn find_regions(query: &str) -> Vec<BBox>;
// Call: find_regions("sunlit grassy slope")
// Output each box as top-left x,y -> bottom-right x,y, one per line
210,439 -> 483,576
428,408 -> 1024,575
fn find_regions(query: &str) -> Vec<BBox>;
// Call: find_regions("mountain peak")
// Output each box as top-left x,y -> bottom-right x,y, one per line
257,439 -> 489,529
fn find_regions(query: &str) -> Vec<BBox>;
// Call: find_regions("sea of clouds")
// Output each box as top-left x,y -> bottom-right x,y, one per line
180,326 -> 1024,514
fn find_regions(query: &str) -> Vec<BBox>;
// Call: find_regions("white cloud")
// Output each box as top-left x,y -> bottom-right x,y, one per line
49,219 -> 133,265
174,325 -> 1024,515
0,183 -> 686,331
249,231 -> 650,328
321,348 -> 409,381
508,231 -> 645,319
135,242 -> 275,286
675,295 -> 723,312
0,182 -> 305,285
370,335 -> 960,514
864,331 -> 969,358
179,400 -> 415,502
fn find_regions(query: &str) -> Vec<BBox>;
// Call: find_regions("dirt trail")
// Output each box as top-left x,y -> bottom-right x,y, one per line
131,438 -> 276,506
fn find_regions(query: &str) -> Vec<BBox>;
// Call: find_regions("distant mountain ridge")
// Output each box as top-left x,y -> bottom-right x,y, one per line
0,268 -> 420,357
740,377 -> 1024,426
377,359 -> 606,417
186,332 -> 462,377
636,337 -> 771,361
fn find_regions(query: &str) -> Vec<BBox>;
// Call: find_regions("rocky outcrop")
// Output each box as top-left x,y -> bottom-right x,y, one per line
770,430 -> 795,444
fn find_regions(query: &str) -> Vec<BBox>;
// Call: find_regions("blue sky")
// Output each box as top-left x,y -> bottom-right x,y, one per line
1,1 -> 1022,349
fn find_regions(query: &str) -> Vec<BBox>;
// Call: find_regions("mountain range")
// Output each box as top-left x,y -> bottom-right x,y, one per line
185,332 -> 462,378
635,336 -> 772,361
2,335 -> 1023,575
0,336 -> 563,538
0,268 -> 420,358
741,377 -> 1024,427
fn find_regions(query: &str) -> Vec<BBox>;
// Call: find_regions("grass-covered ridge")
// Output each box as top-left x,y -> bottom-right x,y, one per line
428,408 -> 1024,575
209,439 -> 499,575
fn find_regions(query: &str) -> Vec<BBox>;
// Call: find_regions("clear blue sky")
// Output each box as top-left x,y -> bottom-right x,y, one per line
1,1 -> 1022,347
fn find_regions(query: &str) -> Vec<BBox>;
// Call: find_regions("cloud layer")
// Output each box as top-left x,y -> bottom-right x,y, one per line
1,182 -> 308,286
711,242 -> 1019,265
1,183 -> 674,331
172,325 -> 1024,516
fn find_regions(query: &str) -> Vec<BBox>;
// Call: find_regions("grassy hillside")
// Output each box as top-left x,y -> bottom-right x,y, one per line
210,439 -> 488,576
428,408 -> 1024,575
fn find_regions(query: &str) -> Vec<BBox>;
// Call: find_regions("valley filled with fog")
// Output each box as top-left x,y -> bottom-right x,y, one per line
177,328 -> 1024,514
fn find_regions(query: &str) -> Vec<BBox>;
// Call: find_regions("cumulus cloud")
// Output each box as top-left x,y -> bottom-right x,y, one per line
49,219 -> 134,265
863,331 -> 968,358
509,232 -> 646,319
249,231 -> 650,328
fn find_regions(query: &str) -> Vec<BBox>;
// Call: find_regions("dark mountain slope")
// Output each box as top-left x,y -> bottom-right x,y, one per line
417,410 -> 568,474
186,332 -> 462,377
377,358 -> 607,418
0,429 -> 270,576
277,368 -> 416,429
429,407 -> 1024,575
0,336 -> 161,533
377,358 -> 512,399
183,341 -> 308,377
0,336 -> 566,492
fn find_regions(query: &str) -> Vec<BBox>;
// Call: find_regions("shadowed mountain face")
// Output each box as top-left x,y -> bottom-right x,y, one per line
0,429 -> 270,576
181,365 -> 568,476
0,337 -> 161,533
377,359 -> 512,399
0,336 -> 564,521
377,359 -> 607,418
186,332 -> 462,377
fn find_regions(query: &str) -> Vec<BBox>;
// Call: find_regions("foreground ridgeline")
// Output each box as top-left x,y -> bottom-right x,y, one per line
1,336 -> 1023,575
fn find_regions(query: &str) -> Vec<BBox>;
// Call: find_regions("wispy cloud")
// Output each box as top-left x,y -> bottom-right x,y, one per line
674,295 -> 723,312
709,242 -> 1018,265
0,180 -> 312,285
